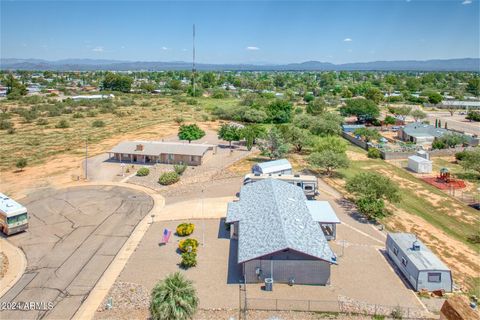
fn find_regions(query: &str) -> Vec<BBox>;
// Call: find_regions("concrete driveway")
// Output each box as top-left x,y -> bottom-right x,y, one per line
0,186 -> 153,320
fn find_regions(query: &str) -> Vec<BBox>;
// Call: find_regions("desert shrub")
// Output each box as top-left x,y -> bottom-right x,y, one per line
0,120 -> 13,130
136,167 -> 150,176
86,111 -> 97,117
72,112 -> 84,119
158,171 -> 180,185
92,120 -> 105,127
7,127 -> 16,134
467,233 -> 480,244
55,119 -> 70,128
390,306 -> 404,319
36,118 -> 48,125
178,238 -> 199,253
16,158 -> 28,171
180,252 -> 197,269
174,164 -> 187,175
367,148 -> 382,159
176,223 -> 195,236
455,150 -> 468,161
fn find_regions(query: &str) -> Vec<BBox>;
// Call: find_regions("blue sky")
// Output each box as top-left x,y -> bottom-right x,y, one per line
1,1 -> 479,64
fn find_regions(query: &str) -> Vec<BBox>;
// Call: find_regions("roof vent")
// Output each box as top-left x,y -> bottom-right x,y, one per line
254,173 -> 260,177
412,240 -> 421,251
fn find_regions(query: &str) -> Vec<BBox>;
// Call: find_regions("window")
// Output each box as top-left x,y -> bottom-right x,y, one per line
401,257 -> 408,267
428,272 -> 441,283
191,156 -> 195,162
7,213 -> 27,225
296,183 -> 302,187
393,247 -> 398,256
304,185 -> 313,191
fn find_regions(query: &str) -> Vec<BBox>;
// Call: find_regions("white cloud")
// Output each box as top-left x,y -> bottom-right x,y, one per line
92,46 -> 104,52
182,48 -> 188,52
246,46 -> 260,51
343,38 -> 352,42
462,0 -> 472,4
161,46 -> 169,50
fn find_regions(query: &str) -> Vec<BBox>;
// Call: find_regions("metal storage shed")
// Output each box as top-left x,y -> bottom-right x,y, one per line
251,159 -> 292,175
386,233 -> 452,292
408,155 -> 433,173
226,179 -> 337,285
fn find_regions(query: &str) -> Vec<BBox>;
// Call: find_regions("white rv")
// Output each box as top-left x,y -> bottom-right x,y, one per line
243,173 -> 318,198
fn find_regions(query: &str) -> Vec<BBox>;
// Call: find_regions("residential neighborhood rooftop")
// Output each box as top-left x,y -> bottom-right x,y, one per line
110,141 -> 212,156
402,123 -> 449,138
388,233 -> 450,271
226,179 -> 336,264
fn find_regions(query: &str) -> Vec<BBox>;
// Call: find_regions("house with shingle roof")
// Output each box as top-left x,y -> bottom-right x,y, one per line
226,179 -> 337,285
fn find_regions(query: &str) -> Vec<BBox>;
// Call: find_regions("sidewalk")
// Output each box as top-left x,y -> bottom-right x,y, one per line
0,237 -> 27,298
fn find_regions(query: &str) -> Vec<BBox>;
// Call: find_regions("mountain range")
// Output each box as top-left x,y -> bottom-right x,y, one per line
1,58 -> 479,72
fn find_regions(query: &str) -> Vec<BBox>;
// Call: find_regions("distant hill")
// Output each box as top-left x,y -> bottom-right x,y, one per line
1,58 -> 479,72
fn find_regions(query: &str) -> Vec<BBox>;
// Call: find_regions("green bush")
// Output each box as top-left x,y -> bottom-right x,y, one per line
55,119 -> 70,129
92,120 -> 105,127
180,251 -> 197,268
16,158 -> 28,171
158,171 -> 180,185
357,197 -> 387,220
136,167 -> 150,176
0,120 -> 13,130
72,112 -> 84,119
176,223 -> 195,236
178,238 -> 199,253
174,164 -> 187,175
86,111 -> 97,117
367,148 -> 382,159
455,150 -> 468,161
466,110 -> 480,122
36,118 -> 48,125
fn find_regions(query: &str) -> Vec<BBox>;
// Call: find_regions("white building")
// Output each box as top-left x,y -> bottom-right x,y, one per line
408,155 -> 433,173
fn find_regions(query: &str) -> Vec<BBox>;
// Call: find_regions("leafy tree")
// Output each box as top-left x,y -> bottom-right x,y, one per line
308,112 -> 343,136
426,91 -> 442,105
466,77 -> 480,96
390,106 -> 412,121
240,125 -> 265,151
306,98 -> 327,115
187,85 -> 203,97
258,127 -> 289,159
313,136 -> 348,154
101,72 -> 133,93
139,82 -> 157,93
466,110 -> 480,122
303,93 -> 315,103
383,115 -> 396,125
5,74 -> 27,97
459,148 -> 480,174
308,150 -> 349,175
353,128 -> 381,142
266,99 -> 292,123
16,158 -> 28,171
365,87 -> 383,104
178,124 -> 205,143
367,148 -> 382,159
217,124 -> 241,148
292,114 -> 316,129
410,109 -> 427,122
356,197 -> 387,219
242,108 -> 268,123
279,124 -> 312,153
346,172 -> 400,203
150,272 -> 198,320
434,133 -> 468,149
340,99 -> 380,122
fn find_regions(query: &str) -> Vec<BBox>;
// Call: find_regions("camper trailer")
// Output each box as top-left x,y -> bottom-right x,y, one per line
243,173 -> 318,198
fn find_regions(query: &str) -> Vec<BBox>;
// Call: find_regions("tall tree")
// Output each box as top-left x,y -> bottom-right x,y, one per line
340,98 -> 380,122
217,124 -> 241,148
101,72 -> 133,92
258,127 -> 289,159
308,150 -> 349,176
178,124 -> 205,143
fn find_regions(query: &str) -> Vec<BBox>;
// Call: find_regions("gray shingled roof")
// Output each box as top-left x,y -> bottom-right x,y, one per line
388,233 -> 450,271
226,179 -> 336,264
403,123 -> 448,138
110,141 -> 210,156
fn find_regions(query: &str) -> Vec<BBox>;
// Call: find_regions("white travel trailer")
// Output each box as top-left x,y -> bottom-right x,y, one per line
243,173 -> 318,198
251,159 -> 292,175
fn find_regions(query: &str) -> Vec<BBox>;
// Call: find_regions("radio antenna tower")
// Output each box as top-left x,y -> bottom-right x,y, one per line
192,24 -> 196,98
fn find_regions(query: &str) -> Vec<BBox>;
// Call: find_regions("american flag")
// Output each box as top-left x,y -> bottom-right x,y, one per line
161,228 -> 172,244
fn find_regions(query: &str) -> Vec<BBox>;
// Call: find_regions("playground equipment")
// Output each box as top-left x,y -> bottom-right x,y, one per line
422,167 -> 466,190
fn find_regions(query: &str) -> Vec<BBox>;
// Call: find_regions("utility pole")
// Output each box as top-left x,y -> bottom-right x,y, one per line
192,24 -> 196,98
85,138 -> 88,180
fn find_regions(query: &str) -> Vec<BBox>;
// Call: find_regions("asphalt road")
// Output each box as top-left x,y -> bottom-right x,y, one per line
0,186 -> 153,320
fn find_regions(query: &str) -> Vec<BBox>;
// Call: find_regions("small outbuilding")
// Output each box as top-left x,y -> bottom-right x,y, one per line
251,159 -> 292,175
386,233 -> 452,292
408,155 -> 433,173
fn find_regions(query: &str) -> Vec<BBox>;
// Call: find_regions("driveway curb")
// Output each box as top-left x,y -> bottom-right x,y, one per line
0,237 -> 27,299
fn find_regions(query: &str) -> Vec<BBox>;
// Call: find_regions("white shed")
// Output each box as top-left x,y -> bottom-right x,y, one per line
408,155 -> 433,173
251,159 -> 292,175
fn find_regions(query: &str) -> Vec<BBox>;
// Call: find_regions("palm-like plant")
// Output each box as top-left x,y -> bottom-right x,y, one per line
150,272 -> 199,320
